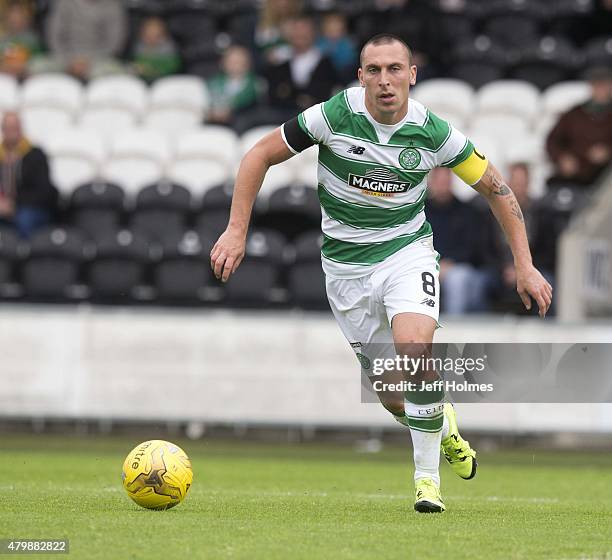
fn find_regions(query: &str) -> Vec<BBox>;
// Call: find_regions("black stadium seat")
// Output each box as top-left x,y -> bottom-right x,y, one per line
154,229 -> 216,302
87,229 -> 153,301
0,227 -> 23,299
255,185 -> 321,240
288,230 -> 328,310
69,181 -> 125,240
22,227 -> 90,300
224,229 -> 287,306
196,184 -> 233,237
130,182 -> 192,242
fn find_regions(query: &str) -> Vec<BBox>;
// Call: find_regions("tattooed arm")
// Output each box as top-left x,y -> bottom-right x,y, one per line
473,162 -> 553,317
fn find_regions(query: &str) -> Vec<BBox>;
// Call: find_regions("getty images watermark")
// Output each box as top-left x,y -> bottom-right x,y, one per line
356,343 -> 612,403
370,354 -> 491,394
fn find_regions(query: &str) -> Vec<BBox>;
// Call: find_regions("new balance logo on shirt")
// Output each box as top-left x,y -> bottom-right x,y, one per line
348,145 -> 366,154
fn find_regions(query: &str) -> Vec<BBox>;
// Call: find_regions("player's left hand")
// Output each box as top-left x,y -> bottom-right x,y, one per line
516,264 -> 553,318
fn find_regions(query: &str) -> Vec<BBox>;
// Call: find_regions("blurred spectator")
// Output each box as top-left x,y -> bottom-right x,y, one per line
317,12 -> 357,85
264,15 -> 338,118
32,0 -> 127,80
0,1 -> 41,79
256,0 -> 303,63
546,66 -> 612,187
131,17 -> 180,83
207,46 -> 259,128
425,167 -> 486,314
0,112 -> 57,238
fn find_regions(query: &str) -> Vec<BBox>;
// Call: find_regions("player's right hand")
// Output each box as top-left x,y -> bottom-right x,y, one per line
210,227 -> 246,283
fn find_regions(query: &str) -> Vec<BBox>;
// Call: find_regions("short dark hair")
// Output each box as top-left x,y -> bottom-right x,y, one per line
360,34 -> 412,68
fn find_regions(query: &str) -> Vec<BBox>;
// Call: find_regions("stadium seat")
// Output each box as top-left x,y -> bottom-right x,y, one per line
292,147 -> 319,188
167,12 -> 217,46
471,114 -> 531,146
240,127 -> 296,195
542,81 -> 591,117
21,73 -> 83,115
239,125 -> 277,155
22,227 -> 90,300
149,75 -> 210,121
412,79 -> 475,126
476,80 -> 541,122
0,227 -> 23,299
175,126 -> 239,170
583,36 -> 612,68
195,183 -> 234,236
0,73 -> 19,113
85,75 -> 149,118
87,229 -> 153,301
144,108 -> 202,137
21,107 -> 74,148
166,126 -> 237,196
510,62 -> 568,91
224,229 -> 287,305
69,182 -> 126,240
130,181 -> 192,242
154,229 -> 216,302
449,62 -> 504,90
483,15 -> 540,49
287,230 -> 328,310
255,185 -> 321,240
46,128 -> 106,195
78,108 -> 138,143
103,128 -> 171,197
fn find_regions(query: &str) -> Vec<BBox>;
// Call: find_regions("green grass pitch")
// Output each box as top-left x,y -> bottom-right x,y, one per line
1,434 -> 611,560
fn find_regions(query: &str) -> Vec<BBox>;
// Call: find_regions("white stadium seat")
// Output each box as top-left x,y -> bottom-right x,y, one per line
476,80 -> 540,123
78,107 -> 137,143
21,107 -> 74,148
149,75 -> 209,119
144,108 -> 202,137
0,73 -> 19,112
86,75 -> 148,117
259,161 -> 295,199
471,114 -> 531,151
168,159 -> 230,197
542,81 -> 591,117
102,128 -> 170,195
21,73 -> 83,114
412,79 -> 475,127
167,126 -> 239,196
47,128 -> 106,194
175,126 -> 239,169
239,125 -> 277,155
291,147 -> 319,188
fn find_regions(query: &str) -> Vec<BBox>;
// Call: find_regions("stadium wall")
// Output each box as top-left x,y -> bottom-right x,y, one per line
1,307 -> 612,434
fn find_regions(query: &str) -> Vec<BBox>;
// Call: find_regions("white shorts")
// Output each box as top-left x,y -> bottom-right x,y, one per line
326,237 -> 440,367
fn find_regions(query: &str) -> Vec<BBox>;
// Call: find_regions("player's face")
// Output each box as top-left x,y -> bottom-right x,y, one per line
358,42 -> 416,123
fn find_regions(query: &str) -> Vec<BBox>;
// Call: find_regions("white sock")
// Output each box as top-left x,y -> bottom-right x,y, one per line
405,400 -> 445,486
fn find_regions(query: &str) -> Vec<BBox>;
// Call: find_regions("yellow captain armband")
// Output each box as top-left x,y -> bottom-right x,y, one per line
451,148 -> 489,186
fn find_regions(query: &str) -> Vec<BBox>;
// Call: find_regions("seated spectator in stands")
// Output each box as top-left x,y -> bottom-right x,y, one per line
426,167 -> 486,314
255,0 -> 303,64
264,15 -> 338,118
131,17 -> 180,83
546,66 -> 612,188
316,12 -> 357,85
32,0 -> 127,81
207,46 -> 259,128
0,113 -> 57,238
0,1 -> 41,79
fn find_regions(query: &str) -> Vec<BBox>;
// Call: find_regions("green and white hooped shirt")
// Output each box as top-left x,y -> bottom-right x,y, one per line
281,86 -> 476,279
